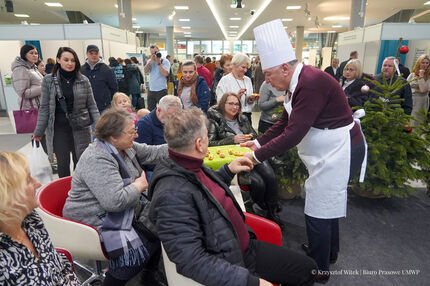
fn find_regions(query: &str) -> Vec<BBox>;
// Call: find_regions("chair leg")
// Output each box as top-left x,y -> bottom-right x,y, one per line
74,260 -> 105,285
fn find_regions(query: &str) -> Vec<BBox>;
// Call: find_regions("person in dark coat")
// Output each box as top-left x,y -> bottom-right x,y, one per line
342,59 -> 369,108
80,45 -> 118,113
109,57 -> 128,95
124,58 -> 142,108
148,107 -> 317,286
398,57 -> 410,79
372,57 -> 413,115
207,92 -> 283,225
336,50 -> 358,82
324,58 -> 339,82
45,58 -> 55,74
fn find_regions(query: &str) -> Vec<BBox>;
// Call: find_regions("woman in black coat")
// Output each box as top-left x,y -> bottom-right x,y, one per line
342,59 -> 369,108
207,92 -> 282,225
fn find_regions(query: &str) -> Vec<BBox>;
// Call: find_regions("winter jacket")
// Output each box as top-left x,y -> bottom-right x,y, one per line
207,106 -> 257,146
253,63 -> 264,94
11,57 -> 43,109
210,69 -> 224,106
373,74 -> 413,115
342,78 -> 369,108
81,60 -> 118,113
125,64 -> 142,94
180,76 -> 210,113
148,158 -> 255,286
34,72 -> 100,161
63,141 -> 168,231
110,60 -> 128,94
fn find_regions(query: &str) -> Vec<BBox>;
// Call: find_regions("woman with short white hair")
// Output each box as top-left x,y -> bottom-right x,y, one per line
216,52 -> 257,124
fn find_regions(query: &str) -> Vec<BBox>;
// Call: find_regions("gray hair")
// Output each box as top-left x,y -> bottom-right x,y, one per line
182,60 -> 196,70
384,56 -> 398,65
164,107 -> 207,152
231,52 -> 250,67
95,108 -> 135,141
158,95 -> 182,112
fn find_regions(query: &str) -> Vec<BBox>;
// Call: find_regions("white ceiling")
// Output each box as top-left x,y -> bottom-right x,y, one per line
0,0 -> 429,40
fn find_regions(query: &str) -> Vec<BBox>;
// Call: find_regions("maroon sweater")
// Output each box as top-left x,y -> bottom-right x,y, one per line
255,65 -> 363,162
169,150 -> 250,254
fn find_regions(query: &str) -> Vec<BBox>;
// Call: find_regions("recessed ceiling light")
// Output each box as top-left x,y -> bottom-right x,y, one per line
135,30 -> 143,34
327,31 -> 336,33
286,6 -> 301,10
114,4 -> 118,8
324,16 -> 350,21
229,26 -> 239,28
179,18 -> 190,22
282,18 -> 293,22
133,25 -> 140,29
230,4 -> 245,8
30,23 -> 40,25
230,17 -> 241,20
184,31 -> 191,34
45,2 -> 63,7
174,6 -> 189,10
181,26 -> 191,29
14,14 -> 30,18
132,17 -> 136,21
332,25 -> 342,28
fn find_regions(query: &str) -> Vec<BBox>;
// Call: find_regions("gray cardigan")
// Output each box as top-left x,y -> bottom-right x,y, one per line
34,72 -> 100,161
257,81 -> 285,124
62,141 -> 168,231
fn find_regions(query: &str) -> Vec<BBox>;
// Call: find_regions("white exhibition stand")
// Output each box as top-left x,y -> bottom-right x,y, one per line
0,23 -> 139,112
337,23 -> 430,75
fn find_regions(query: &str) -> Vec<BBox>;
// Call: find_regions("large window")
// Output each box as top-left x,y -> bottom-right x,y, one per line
223,40 -> 231,53
242,40 -> 253,54
212,40 -> 223,54
233,41 -> 241,53
201,41 -> 212,53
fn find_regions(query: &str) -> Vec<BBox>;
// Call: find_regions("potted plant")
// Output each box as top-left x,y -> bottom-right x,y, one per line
350,76 -> 430,197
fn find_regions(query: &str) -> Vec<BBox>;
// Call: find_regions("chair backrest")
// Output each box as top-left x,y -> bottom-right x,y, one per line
36,177 -> 108,261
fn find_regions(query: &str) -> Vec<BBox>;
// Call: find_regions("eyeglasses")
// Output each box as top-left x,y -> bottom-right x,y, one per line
226,102 -> 240,107
123,127 -> 138,136
345,68 -> 355,72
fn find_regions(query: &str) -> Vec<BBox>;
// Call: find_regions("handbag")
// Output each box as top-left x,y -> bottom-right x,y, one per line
13,92 -> 39,134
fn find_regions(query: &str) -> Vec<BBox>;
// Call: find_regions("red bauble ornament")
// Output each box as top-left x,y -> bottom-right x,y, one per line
399,46 -> 409,54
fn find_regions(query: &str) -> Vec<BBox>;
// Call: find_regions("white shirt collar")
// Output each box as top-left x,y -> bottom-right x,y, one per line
289,63 -> 303,94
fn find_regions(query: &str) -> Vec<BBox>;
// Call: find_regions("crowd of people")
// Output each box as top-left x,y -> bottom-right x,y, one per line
3,17 -> 430,286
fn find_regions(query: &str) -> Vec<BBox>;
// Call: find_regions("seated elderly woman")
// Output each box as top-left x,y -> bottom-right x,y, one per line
148,108 -> 317,286
342,59 -> 369,108
62,109 -> 169,286
177,60 -> 210,113
207,92 -> 282,225
0,152 -> 79,285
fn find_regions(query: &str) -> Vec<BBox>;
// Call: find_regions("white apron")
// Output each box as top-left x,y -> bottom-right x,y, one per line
284,97 -> 353,219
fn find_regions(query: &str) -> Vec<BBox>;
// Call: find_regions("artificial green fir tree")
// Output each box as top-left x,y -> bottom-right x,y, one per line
353,76 -> 430,197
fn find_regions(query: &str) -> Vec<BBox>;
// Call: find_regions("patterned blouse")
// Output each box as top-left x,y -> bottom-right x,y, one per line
0,211 -> 80,285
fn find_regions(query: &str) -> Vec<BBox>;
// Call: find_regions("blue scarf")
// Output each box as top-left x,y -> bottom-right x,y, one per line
97,141 -> 149,268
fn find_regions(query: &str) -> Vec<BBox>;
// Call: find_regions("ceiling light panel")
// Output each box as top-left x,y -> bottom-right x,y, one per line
174,6 -> 189,10
229,25 -> 239,28
14,14 -> 30,18
282,18 -> 293,22
44,2 -> 63,7
286,6 -> 301,10
181,26 -> 191,29
230,17 -> 241,20
230,4 -> 245,8
179,18 -> 190,22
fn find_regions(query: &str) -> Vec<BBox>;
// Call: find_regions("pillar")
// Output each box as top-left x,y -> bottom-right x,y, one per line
117,0 -> 132,31
295,26 -> 304,62
349,0 -> 366,30
166,26 -> 174,59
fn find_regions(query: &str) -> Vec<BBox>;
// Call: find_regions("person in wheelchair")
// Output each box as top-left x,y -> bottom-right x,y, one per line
148,108 -> 317,286
207,92 -> 282,225
62,109 -> 168,286
0,152 -> 80,285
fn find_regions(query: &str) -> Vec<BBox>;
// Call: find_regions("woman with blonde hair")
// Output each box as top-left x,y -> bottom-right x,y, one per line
342,59 -> 369,108
0,152 -> 80,285
112,92 -> 138,124
407,54 -> 430,126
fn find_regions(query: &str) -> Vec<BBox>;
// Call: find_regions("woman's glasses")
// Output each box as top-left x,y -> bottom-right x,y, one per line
226,102 -> 240,107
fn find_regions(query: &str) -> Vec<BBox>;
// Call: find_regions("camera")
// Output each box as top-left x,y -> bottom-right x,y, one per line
250,10 -> 255,16
154,52 -> 162,58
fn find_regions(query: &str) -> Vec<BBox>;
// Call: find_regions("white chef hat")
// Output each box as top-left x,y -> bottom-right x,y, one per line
253,19 -> 296,70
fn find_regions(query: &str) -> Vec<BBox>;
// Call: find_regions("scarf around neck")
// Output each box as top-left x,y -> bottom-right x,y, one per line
177,72 -> 198,105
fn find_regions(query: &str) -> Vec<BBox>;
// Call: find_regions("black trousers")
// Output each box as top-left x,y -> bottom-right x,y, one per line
244,239 -> 317,285
250,160 -> 279,209
147,89 -> 167,111
258,119 -> 274,134
53,115 -> 77,178
304,139 -> 366,272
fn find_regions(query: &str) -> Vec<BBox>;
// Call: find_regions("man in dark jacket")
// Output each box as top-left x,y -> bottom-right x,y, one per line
81,45 -> 118,113
373,57 -> 413,115
149,108 -> 317,286
324,58 -> 339,81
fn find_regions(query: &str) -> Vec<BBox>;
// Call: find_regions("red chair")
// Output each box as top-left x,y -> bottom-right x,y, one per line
37,176 -> 107,285
162,212 -> 281,286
